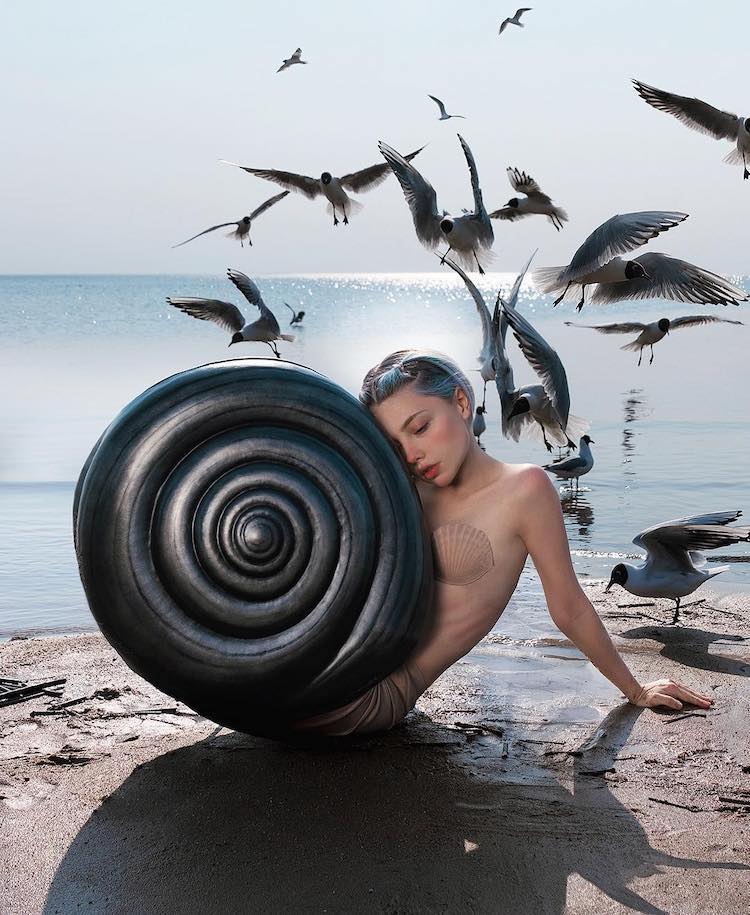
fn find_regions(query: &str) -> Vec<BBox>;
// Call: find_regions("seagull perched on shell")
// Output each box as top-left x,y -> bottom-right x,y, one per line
498,8 -> 532,34
565,315 -> 744,366
428,95 -> 465,121
632,80 -> 750,180
167,269 -> 294,357
221,147 -> 424,227
277,48 -> 307,73
379,135 -> 494,273
489,168 -> 568,231
605,510 -> 750,624
171,191 -> 289,249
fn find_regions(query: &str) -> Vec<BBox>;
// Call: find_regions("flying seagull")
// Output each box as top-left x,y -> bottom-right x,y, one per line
605,510 -> 750,624
167,268 -> 294,357
632,80 -> 750,180
277,48 -> 307,73
379,134 -> 494,273
499,8 -> 532,35
221,147 -> 424,227
171,191 -> 289,249
565,315 -> 744,365
533,211 -> 689,311
489,167 -> 568,231
284,303 -> 305,326
543,435 -> 595,491
428,95 -> 465,121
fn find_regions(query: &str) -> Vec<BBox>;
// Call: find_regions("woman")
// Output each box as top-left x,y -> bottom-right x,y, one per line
290,349 -> 713,736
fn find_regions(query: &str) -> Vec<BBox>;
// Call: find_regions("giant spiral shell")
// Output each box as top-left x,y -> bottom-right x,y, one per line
73,359 -> 433,738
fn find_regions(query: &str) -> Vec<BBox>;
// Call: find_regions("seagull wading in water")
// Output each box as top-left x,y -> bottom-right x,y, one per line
543,435 -> 595,491
277,48 -> 307,73
605,511 -> 750,625
172,191 -> 289,249
220,147 -> 424,227
633,80 -> 750,180
531,211 -> 747,312
379,135 -> 494,273
428,95 -> 465,121
489,167 -> 568,231
498,8 -> 531,35
167,269 -> 295,358
284,304 -> 305,326
565,315 -> 744,366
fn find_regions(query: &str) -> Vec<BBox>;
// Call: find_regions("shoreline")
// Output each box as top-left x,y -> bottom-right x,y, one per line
2,582 -> 749,914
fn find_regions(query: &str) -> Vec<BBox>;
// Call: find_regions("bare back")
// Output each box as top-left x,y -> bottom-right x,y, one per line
409,460 -> 532,687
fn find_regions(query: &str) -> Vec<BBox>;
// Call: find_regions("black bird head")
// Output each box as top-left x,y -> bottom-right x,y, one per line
625,260 -> 650,280
476,406 -> 485,415
440,217 -> 454,234
229,332 -> 244,346
582,434 -> 594,444
507,197 -> 520,208
508,398 -> 530,419
320,172 -> 332,185
658,318 -> 670,333
241,216 -> 251,225
605,563 -> 628,592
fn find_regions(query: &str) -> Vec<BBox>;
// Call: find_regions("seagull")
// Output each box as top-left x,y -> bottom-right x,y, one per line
489,167 -> 568,231
564,315 -> 744,366
632,80 -> 750,180
277,48 -> 307,73
379,135 -> 494,273
428,95 -> 465,121
166,268 -> 295,357
171,191 -> 289,249
500,295 -> 590,452
284,303 -> 305,326
221,147 -> 424,227
543,435 -> 595,491
499,8 -> 532,34
472,406 -> 487,443
533,211 -> 688,311
441,249 -> 533,408
605,510 -> 750,624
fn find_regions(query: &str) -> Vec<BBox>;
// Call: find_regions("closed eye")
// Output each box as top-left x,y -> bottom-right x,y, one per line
414,423 -> 430,435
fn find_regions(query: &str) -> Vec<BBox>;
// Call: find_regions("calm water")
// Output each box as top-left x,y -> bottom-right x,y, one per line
2,273 -> 749,709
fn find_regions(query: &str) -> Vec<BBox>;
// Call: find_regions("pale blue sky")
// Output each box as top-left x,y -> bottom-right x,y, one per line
1,0 -> 747,274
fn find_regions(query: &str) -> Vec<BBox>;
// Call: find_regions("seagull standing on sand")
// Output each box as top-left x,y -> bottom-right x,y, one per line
533,211 -> 690,311
605,510 -> 750,624
167,269 -> 294,358
500,297 -> 590,452
565,315 -> 744,366
472,406 -> 487,443
543,435 -> 595,491
277,48 -> 307,73
632,80 -> 750,180
284,303 -> 305,326
499,8 -> 532,34
428,95 -> 465,121
221,148 -> 424,227
171,192 -> 289,249
379,135 -> 494,273
489,168 -> 568,231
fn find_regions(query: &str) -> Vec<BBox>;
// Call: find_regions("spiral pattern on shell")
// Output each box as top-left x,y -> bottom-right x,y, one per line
74,359 -> 433,737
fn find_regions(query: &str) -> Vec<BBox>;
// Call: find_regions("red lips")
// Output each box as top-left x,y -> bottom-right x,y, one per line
420,463 -> 440,480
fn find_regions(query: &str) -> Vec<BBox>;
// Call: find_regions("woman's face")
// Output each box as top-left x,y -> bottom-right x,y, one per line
370,382 -> 473,487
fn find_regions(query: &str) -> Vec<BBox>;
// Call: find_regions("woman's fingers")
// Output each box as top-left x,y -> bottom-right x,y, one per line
654,692 -> 683,710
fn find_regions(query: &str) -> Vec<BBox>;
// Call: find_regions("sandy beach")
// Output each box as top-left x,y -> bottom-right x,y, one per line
1,581 -> 748,915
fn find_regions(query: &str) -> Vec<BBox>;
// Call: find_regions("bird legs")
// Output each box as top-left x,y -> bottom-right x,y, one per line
744,151 -> 749,180
266,341 -> 281,359
332,205 -> 349,226
473,250 -> 485,275
553,282 -> 571,306
482,381 -> 487,411
649,345 -> 655,364
575,286 -> 587,312
671,596 -> 681,626
539,422 -> 554,452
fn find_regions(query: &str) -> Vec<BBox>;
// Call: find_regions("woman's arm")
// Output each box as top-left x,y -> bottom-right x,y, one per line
513,465 -> 713,711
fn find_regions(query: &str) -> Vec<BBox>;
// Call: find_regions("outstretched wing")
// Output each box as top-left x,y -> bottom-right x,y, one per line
220,161 -> 321,199
225,268 -> 277,330
564,320 -> 648,335
635,511 -> 750,559
172,222 -> 238,248
488,205 -> 527,221
339,147 -> 425,194
560,211 -> 688,285
428,95 -> 447,117
506,167 -> 552,204
632,80 -> 738,141
166,297 -> 245,333
590,252 -> 749,306
378,141 -> 443,247
249,190 -> 290,221
441,256 -> 493,354
457,134 -> 487,218
502,302 -> 570,427
669,314 -> 744,330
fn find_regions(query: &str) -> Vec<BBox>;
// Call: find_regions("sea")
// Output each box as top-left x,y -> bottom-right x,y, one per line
2,273 -> 748,716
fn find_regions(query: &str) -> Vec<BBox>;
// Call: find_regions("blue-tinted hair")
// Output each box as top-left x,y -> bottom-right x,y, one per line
359,348 -> 475,416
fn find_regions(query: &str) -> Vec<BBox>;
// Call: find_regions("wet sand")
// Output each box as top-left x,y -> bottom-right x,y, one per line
2,583 -> 749,914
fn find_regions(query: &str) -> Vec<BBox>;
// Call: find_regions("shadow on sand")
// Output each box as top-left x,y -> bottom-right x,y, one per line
44,706 -> 746,914
621,625 -> 750,677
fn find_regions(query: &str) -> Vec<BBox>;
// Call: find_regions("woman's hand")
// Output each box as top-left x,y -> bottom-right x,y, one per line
629,678 -> 714,711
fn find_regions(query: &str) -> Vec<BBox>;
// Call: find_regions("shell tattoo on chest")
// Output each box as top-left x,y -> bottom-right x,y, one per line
430,521 -> 495,586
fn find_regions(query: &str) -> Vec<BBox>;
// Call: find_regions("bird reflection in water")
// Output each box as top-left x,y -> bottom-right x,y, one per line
561,491 -> 595,543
